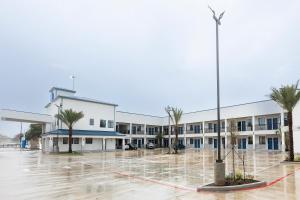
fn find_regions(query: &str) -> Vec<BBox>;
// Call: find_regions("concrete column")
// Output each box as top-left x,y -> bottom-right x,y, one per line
129,123 -> 132,143
82,137 -> 85,152
225,119 -> 228,149
183,123 -> 187,145
102,138 -> 106,151
122,138 -> 125,150
252,116 -> 256,150
144,124 -> 147,147
281,110 -> 285,152
49,137 -> 53,152
202,121 -> 205,149
161,126 -> 164,147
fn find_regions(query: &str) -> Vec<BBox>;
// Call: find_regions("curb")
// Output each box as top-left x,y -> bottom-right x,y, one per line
197,181 -> 267,192
280,161 -> 300,164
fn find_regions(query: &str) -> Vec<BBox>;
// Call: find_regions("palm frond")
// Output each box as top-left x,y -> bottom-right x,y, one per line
270,81 -> 300,112
55,109 -> 84,128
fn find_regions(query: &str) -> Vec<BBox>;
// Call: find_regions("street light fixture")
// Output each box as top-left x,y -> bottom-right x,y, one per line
209,6 -> 225,186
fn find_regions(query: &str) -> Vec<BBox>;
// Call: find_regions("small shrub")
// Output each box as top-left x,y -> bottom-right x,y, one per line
235,171 -> 243,180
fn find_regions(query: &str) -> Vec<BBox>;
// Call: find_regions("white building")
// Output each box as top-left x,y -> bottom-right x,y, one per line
1,86 -> 300,153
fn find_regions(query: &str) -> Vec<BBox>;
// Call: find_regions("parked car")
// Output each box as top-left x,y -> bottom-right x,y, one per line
174,143 -> 185,150
125,143 -> 137,150
146,142 -> 155,149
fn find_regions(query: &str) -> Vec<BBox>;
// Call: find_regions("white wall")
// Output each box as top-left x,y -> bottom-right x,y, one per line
293,102 -> 300,153
47,97 -> 116,132
162,100 -> 282,124
116,111 -> 163,126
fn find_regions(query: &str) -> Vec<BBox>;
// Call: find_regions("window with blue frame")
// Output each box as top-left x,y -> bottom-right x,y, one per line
189,125 -> 193,131
284,115 -> 288,126
273,118 -> 278,130
178,127 -> 183,134
208,123 -> 213,132
194,125 -> 201,133
267,118 -> 273,130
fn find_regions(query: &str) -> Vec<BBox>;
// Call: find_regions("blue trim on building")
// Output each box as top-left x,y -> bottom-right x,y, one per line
45,129 -> 126,137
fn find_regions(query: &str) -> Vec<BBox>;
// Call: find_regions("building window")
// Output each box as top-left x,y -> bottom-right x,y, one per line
72,138 -> 79,144
189,125 -> 193,131
63,137 -> 68,144
259,136 -> 265,145
208,138 -> 213,145
258,117 -> 265,126
284,115 -> 288,126
86,138 -> 93,144
190,139 -> 193,144
137,126 -> 141,132
90,118 -> 94,126
248,136 -> 253,144
108,120 -> 114,128
100,120 -> 106,128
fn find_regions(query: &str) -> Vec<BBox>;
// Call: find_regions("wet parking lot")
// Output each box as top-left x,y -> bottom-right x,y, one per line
0,148 -> 300,200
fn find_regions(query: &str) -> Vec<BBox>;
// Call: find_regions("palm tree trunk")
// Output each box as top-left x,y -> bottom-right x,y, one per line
288,111 -> 294,161
175,126 -> 178,154
68,127 -> 72,153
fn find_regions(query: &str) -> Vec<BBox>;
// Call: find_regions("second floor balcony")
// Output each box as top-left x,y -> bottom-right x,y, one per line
255,123 -> 280,131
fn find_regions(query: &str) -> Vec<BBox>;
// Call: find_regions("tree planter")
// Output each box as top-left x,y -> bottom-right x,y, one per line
197,181 -> 267,192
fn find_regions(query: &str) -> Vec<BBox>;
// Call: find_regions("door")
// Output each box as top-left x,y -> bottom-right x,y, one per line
268,138 -> 273,150
222,138 -> 225,148
164,139 -> 169,147
273,118 -> 278,130
138,139 -> 142,148
194,139 -> 200,148
238,138 -> 247,149
242,138 -> 247,149
213,139 -> 217,149
267,119 -> 273,130
273,138 -> 279,150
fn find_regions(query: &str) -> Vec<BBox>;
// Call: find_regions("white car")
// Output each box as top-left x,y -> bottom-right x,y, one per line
146,142 -> 155,149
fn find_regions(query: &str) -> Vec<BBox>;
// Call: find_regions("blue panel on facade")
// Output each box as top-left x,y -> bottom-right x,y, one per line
45,129 -> 125,137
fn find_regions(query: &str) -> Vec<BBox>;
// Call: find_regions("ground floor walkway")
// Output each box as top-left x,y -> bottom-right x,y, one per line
0,148 -> 299,199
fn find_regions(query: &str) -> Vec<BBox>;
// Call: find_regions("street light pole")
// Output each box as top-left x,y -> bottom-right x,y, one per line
165,106 -> 172,154
55,103 -> 62,152
209,6 -> 225,185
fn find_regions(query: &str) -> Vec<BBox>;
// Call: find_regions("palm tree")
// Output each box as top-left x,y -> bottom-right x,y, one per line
170,107 -> 183,154
56,109 -> 84,153
270,81 -> 300,161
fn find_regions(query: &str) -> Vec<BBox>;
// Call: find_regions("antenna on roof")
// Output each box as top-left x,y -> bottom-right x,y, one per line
70,75 -> 76,91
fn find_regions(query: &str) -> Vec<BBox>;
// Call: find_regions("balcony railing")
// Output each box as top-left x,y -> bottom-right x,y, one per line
204,128 -> 225,133
186,130 -> 203,134
132,131 -> 145,135
255,123 -> 280,131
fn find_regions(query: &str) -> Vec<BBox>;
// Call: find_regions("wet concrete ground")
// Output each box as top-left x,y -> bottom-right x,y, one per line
0,148 -> 299,200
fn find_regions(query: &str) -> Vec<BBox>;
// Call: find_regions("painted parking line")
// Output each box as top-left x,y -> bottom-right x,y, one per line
111,170 -> 195,192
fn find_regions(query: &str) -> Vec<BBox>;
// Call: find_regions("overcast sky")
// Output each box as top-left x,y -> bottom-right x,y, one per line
0,0 -> 300,137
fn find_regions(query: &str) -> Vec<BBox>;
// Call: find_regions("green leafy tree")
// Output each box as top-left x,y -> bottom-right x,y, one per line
25,124 -> 42,141
270,81 -> 300,161
56,109 -> 84,153
169,107 -> 183,154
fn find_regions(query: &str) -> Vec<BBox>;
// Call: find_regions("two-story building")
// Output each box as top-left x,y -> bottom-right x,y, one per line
3,86 -> 298,153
